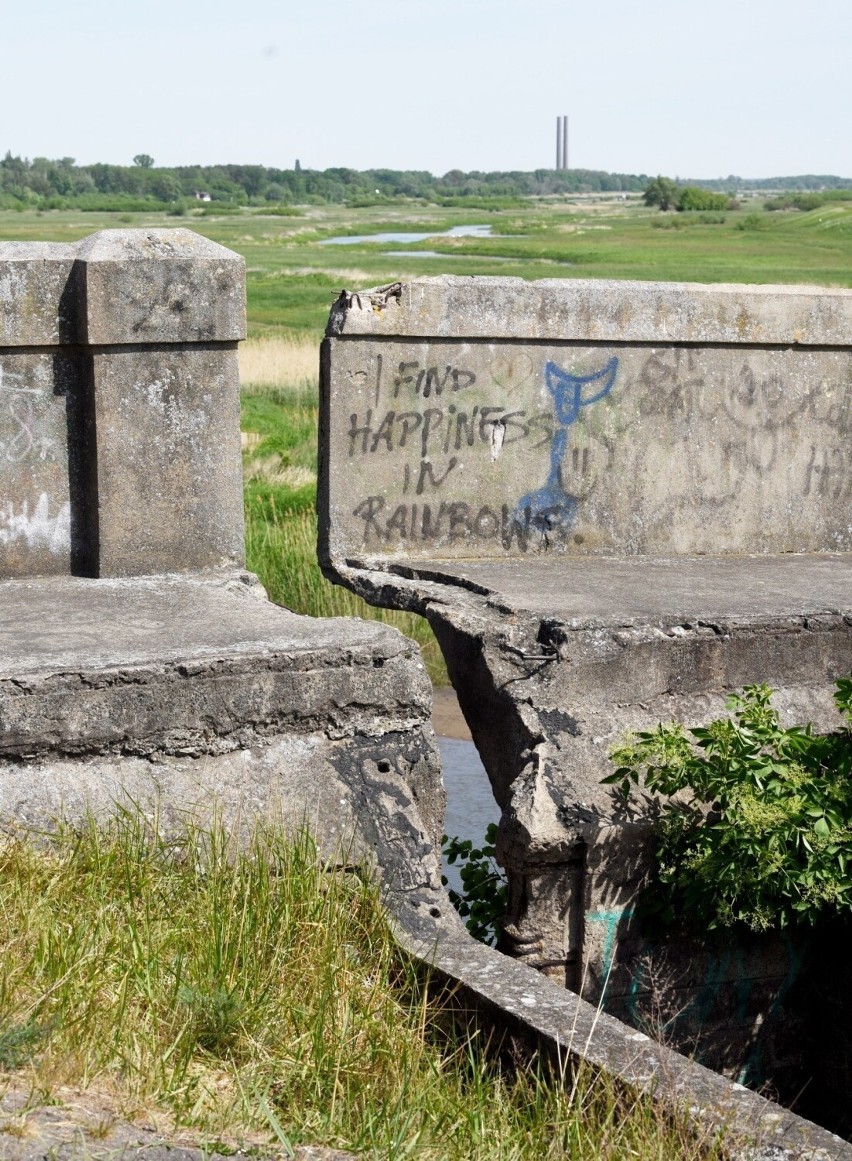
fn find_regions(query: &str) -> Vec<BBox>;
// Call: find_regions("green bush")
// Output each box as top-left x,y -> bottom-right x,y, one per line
643,176 -> 680,211
735,212 -> 770,231
764,190 -> 852,211
605,679 -> 852,932
442,824 -> 507,945
676,187 -> 730,212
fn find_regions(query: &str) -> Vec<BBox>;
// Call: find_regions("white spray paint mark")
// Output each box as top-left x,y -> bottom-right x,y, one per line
0,364 -> 42,396
0,494 -> 71,553
490,419 -> 506,462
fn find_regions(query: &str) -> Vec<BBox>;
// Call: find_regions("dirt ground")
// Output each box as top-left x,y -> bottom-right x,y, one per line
0,1082 -> 355,1160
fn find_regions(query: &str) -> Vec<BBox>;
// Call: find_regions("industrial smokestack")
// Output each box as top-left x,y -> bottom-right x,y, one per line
562,115 -> 569,171
556,116 -> 563,170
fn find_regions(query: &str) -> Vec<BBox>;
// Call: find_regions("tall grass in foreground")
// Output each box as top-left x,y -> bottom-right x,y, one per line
0,817 -> 725,1159
239,337 -> 448,684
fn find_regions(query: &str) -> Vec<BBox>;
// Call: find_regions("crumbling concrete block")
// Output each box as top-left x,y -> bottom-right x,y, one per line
0,570 -> 445,879
0,229 -> 445,907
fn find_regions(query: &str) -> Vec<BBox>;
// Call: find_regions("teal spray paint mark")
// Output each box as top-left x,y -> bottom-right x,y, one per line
626,959 -> 647,1025
585,908 -> 635,998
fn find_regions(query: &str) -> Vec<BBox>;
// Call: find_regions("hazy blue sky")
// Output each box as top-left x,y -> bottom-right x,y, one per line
4,0 -> 850,178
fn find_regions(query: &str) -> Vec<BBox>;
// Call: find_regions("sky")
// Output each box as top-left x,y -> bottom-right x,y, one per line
3,0 -> 850,179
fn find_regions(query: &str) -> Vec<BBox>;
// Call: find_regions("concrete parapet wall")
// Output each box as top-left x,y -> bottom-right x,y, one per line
321,277 -> 852,562
0,229 -> 245,578
327,276 -> 852,345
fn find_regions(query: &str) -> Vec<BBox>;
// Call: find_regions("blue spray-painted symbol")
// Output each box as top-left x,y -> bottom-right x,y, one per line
516,356 -> 618,537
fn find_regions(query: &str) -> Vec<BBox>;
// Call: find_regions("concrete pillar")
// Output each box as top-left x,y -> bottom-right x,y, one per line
0,229 -> 246,579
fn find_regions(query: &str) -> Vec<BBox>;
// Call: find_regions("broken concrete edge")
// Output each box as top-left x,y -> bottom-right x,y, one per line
381,883 -> 852,1160
318,556 -> 528,650
325,275 -> 852,346
0,229 -> 245,346
322,555 -> 852,1157
318,555 -> 852,684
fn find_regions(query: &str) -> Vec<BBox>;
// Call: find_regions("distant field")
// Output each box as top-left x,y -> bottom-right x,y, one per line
2,197 -> 851,338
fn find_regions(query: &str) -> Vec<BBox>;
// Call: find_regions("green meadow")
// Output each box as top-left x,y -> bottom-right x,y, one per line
2,193 -> 852,337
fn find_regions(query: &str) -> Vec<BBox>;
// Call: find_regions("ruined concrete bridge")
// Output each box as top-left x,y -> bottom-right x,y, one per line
320,274 -> 852,1127
0,236 -> 849,1156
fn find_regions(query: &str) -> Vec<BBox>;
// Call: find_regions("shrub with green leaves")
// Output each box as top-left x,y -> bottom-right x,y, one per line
675,186 -> 730,212
442,823 -> 507,945
605,679 -> 852,932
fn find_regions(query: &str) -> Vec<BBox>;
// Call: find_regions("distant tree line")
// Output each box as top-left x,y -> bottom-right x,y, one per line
0,153 -> 653,210
680,174 -> 852,193
2,154 -> 848,212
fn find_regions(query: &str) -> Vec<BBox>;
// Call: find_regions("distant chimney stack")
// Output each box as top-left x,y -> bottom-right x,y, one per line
555,115 -> 569,171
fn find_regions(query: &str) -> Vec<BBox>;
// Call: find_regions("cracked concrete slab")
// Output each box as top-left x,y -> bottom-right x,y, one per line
0,569 -> 445,875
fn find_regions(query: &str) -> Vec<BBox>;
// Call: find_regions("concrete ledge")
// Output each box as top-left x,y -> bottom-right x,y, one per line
0,242 -> 78,345
0,572 -> 445,855
77,229 -> 245,345
0,232 -> 244,349
327,276 -> 852,346
391,903 -> 852,1160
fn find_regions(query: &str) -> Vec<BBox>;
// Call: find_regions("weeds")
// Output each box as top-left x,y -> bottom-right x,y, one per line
0,815 -> 724,1159
605,679 -> 852,931
442,823 -> 507,946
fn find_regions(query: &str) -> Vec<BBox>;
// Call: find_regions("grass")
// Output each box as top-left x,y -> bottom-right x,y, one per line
0,814 -> 726,1160
238,334 -> 320,390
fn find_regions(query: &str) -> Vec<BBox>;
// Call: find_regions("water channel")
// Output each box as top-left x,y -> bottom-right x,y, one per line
321,224 -> 493,246
433,690 -> 500,898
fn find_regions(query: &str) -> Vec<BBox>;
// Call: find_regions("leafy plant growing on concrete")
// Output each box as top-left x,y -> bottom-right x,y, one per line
442,823 -> 507,945
605,679 -> 852,932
